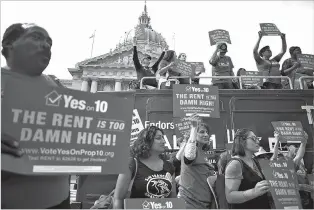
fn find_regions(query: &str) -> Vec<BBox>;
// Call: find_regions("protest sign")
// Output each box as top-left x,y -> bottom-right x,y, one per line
260,23 -> 281,36
208,29 -> 231,46
173,117 -> 192,139
240,71 -> 263,86
173,84 -> 220,118
130,109 -> 144,146
173,60 -> 193,76
188,62 -> 205,73
297,54 -> 314,74
1,77 -> 134,175
259,159 -> 302,209
124,198 -> 186,209
271,121 -> 305,143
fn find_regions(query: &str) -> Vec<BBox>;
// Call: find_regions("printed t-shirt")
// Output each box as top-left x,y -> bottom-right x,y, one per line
1,68 -> 70,208
212,56 -> 234,84
129,157 -> 175,198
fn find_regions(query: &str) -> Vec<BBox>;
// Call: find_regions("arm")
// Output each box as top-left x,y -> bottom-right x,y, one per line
113,159 -> 134,209
175,138 -> 187,160
281,61 -> 299,76
152,51 -> 165,73
293,132 -> 308,165
253,31 -> 264,65
132,46 -> 142,72
273,33 -> 287,62
170,173 -> 177,198
156,62 -> 174,77
225,160 -> 268,204
209,48 -> 220,66
270,132 -> 280,161
183,127 -> 197,163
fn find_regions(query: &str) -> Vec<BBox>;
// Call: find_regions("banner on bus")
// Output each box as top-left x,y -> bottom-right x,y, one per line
1,77 -> 134,175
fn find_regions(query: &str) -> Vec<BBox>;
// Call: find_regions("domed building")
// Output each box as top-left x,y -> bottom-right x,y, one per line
60,2 -> 169,92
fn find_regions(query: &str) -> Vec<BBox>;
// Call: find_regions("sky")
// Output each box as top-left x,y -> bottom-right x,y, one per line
1,1 -> 314,81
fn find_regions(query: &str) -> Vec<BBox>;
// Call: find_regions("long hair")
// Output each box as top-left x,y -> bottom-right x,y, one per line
162,50 -> 176,62
232,128 -> 253,157
131,126 -> 164,159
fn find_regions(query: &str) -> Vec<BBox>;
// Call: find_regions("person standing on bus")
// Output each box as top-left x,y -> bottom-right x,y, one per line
156,50 -> 181,89
253,31 -> 287,89
113,126 -> 176,209
225,128 -> 272,209
209,43 -> 235,89
132,37 -> 165,88
1,23 -> 70,209
178,114 -> 217,209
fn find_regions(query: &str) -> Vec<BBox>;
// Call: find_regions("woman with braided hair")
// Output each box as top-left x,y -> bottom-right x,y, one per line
1,23 -> 70,209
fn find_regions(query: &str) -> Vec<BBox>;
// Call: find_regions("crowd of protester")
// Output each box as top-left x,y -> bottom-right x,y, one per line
129,31 -> 313,90
1,22 -> 313,209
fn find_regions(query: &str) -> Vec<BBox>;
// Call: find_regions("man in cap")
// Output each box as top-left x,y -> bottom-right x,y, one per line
209,43 -> 235,89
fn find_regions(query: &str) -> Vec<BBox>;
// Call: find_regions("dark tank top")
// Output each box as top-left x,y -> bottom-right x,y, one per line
231,158 -> 271,209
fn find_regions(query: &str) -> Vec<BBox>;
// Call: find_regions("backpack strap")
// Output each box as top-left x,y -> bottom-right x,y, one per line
127,158 -> 138,192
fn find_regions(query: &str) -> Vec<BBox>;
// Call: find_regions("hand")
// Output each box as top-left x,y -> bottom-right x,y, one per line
280,33 -> 286,39
189,113 -> 201,128
274,131 -> 280,140
258,31 -> 263,39
1,133 -> 23,157
132,37 -> 137,46
254,180 -> 270,196
162,45 -> 168,51
294,62 -> 301,68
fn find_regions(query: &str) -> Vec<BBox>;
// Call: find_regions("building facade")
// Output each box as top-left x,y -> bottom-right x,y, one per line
60,2 -> 169,92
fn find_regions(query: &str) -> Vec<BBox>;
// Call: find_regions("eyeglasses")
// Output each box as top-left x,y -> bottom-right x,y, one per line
247,136 -> 260,143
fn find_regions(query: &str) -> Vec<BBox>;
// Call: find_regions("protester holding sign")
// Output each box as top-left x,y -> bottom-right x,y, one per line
253,31 -> 287,89
132,37 -> 165,88
178,114 -> 217,209
156,50 -> 181,89
281,46 -> 303,89
225,128 -> 272,209
209,43 -> 236,89
271,131 -> 312,208
1,23 -> 71,209
113,126 -> 176,209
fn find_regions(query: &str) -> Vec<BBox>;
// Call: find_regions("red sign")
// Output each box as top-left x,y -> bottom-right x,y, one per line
271,121 -> 305,143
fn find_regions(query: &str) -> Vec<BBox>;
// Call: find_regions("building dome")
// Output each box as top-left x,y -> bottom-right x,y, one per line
117,1 -> 169,53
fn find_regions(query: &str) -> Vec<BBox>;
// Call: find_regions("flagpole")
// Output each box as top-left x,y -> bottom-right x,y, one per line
90,30 -> 96,58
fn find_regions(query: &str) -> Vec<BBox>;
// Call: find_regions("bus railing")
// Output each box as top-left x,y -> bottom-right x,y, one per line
140,76 -> 192,89
299,76 -> 314,90
140,76 -> 293,90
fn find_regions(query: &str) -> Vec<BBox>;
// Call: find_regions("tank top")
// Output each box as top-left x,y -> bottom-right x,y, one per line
130,159 -> 175,199
230,158 -> 271,209
256,59 -> 281,85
